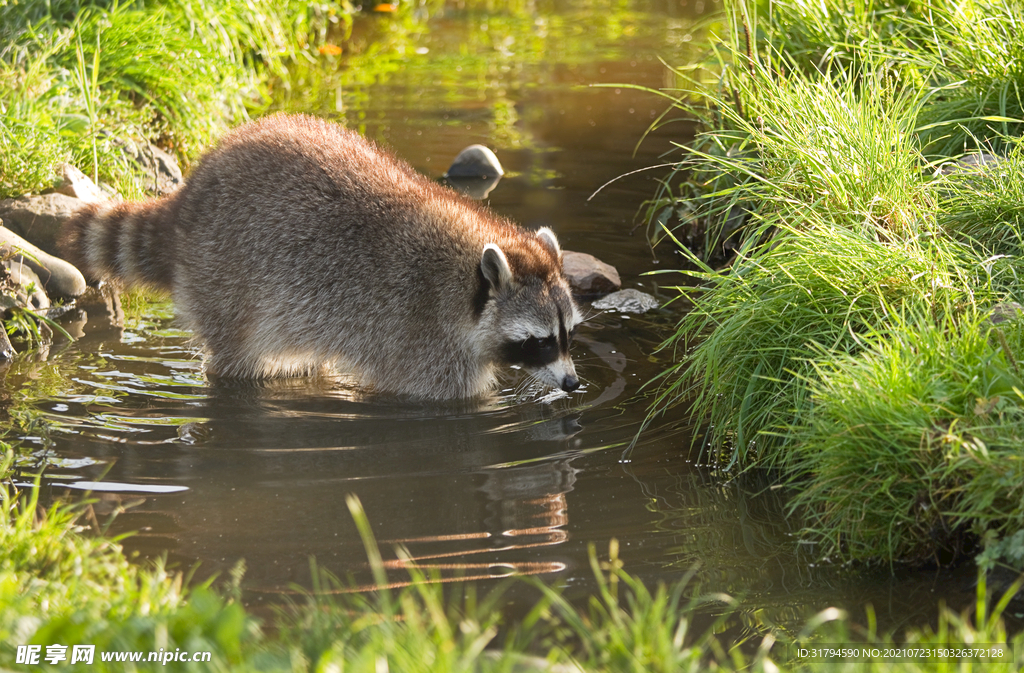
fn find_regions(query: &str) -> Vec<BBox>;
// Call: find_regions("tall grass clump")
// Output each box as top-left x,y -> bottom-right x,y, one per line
648,44 -> 975,467
2,2 -> 236,197
656,217 -> 986,469
751,0 -> 1024,155
789,310 -> 1024,565
646,0 -> 1024,568
756,0 -> 926,75
911,0 -> 1024,157
936,138 -> 1024,262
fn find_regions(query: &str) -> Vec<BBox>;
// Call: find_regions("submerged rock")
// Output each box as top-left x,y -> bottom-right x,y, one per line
444,175 -> 502,200
592,288 -> 659,314
0,192 -> 85,255
445,144 -> 504,179
562,250 -> 621,297
443,145 -> 504,199
0,223 -> 87,299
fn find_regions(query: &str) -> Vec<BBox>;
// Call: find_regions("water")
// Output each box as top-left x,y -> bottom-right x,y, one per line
3,0 -> 1006,640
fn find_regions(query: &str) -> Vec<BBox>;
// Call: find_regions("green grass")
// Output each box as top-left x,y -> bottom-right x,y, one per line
936,137 -> 1024,266
0,0 -> 358,200
645,0 -> 1024,570
745,0 -> 1024,155
652,216 -> 985,470
910,0 -> 1024,157
647,52 -> 982,466
789,309 -> 1024,565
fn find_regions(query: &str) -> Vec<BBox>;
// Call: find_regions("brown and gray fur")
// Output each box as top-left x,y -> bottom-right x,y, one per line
59,114 -> 581,399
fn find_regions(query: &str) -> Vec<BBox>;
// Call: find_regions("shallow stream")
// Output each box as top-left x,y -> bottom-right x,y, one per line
3,0 -> 1003,641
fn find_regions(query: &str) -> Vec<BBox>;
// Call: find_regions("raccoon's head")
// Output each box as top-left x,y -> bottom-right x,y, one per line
477,227 -> 581,394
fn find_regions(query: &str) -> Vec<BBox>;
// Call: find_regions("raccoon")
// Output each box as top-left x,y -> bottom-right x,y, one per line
59,114 -> 582,400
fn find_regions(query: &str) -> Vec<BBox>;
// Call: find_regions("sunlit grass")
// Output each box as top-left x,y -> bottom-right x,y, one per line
751,0 -> 1024,155
0,0 -> 358,200
646,0 -> 1024,569
647,52 -> 971,466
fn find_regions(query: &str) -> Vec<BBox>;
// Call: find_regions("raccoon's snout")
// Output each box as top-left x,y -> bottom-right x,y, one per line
548,356 -> 580,393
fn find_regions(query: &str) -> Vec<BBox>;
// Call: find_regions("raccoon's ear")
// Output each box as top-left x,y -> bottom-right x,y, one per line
536,227 -> 562,259
481,243 -> 513,292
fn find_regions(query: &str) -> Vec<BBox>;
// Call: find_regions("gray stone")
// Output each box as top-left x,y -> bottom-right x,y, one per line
987,302 -> 1024,325
118,139 -> 183,195
3,262 -> 50,310
592,288 -> 660,314
55,162 -> 117,203
936,152 -> 1002,176
0,192 -> 86,256
0,224 -> 88,299
0,324 -> 14,360
562,250 -> 621,297
445,144 -> 504,179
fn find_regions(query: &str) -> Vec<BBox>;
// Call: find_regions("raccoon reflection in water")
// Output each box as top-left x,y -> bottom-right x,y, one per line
59,114 -> 583,400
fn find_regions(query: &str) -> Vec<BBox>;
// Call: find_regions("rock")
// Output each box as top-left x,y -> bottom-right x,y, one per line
592,288 -> 659,314
3,262 -> 49,310
118,139 -> 183,195
445,144 -> 504,179
935,152 -> 1002,177
987,302 -> 1023,325
561,250 -> 621,297
0,192 -> 86,256
54,163 -> 115,203
0,324 -> 14,361
0,224 -> 88,299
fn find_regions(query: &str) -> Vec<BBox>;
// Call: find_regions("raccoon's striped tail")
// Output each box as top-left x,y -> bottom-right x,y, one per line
58,197 -> 178,291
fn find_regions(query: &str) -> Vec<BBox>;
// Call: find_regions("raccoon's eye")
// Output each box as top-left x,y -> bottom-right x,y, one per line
525,335 -> 558,356
522,335 -> 559,363
500,335 -> 560,367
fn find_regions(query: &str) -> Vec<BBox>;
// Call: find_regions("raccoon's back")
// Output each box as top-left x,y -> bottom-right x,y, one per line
173,115 -> 493,311
60,115 -> 492,297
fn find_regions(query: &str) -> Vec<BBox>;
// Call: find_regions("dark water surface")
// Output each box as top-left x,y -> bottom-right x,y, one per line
4,0 -> 999,640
